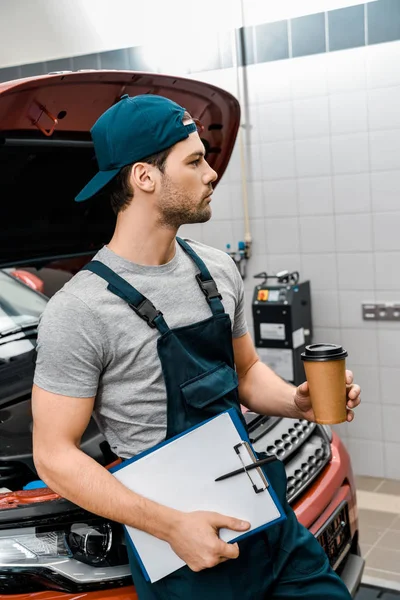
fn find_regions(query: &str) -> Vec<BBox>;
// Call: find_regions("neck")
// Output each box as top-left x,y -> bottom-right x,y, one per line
107,204 -> 178,266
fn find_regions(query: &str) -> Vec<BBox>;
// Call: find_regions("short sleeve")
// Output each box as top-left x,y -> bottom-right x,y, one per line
232,264 -> 248,339
33,291 -> 105,397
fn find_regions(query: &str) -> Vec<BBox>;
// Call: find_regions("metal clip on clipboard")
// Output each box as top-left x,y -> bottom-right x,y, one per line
234,441 -> 269,494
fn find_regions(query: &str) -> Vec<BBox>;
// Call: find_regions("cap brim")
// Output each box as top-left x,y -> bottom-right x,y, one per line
75,168 -> 121,202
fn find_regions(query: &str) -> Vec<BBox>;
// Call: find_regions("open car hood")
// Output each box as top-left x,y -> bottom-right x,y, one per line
0,70 -> 240,269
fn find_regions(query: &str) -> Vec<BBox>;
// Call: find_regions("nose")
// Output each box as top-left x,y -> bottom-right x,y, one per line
203,162 -> 218,185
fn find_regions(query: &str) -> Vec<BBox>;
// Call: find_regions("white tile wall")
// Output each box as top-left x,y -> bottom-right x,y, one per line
313,327 -> 342,345
327,47 -> 366,93
299,216 -> 336,253
347,401 -> 383,441
373,213 -> 400,251
375,252 -> 400,290
290,53 -> 328,98
384,443 -> 400,480
191,39 -> 400,478
349,365 -> 380,405
345,439 -> 384,477
268,253 -> 302,274
295,137 -> 332,177
337,253 -> 375,290
178,223 -> 205,243
378,330 -> 400,368
298,176 -> 333,215
263,179 -> 298,217
380,367 -> 400,406
368,86 -> 400,131
230,183 -> 246,220
246,61 -> 291,104
209,183 -> 233,220
340,328 -> 379,367
335,214 -> 373,252
335,213 -> 372,252
382,405 -> 400,443
302,253 -> 338,290
293,97 -> 330,139
366,42 -> 400,88
246,181 -> 265,220
338,290 -> 376,329
259,141 -> 296,180
331,133 -> 370,174
371,170 -> 400,212
202,220 -> 233,252
329,91 -> 368,135
258,101 -> 293,143
369,129 -> 400,171
265,217 -> 300,254
311,290 -> 340,327
333,173 -> 371,214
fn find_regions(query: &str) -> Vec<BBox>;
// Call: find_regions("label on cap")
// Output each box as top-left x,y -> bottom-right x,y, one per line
260,323 -> 285,341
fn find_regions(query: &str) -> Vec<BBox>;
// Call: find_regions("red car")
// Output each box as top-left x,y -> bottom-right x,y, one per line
0,70 -> 364,598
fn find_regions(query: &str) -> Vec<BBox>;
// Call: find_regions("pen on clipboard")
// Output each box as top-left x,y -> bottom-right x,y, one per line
215,455 -> 277,482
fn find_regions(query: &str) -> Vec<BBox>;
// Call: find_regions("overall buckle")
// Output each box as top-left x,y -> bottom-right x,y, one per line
196,274 -> 222,300
129,299 -> 162,328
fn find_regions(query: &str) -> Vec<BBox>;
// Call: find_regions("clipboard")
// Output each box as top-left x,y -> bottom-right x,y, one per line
110,408 -> 286,583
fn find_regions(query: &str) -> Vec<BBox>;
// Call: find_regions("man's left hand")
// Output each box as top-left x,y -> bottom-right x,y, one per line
293,370 -> 361,423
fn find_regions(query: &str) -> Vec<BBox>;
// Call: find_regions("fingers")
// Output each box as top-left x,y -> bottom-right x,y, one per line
346,409 -> 355,422
297,381 -> 309,395
211,514 -> 250,532
346,384 -> 361,410
218,541 -> 240,560
345,369 -> 353,385
347,383 -> 361,400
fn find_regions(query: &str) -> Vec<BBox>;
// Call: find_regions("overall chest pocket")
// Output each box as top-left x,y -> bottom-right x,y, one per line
180,363 -> 238,409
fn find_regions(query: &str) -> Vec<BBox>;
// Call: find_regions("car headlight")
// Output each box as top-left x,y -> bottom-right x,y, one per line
0,519 -> 131,593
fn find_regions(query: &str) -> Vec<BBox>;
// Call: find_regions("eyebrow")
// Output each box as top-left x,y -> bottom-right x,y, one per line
185,150 -> 205,160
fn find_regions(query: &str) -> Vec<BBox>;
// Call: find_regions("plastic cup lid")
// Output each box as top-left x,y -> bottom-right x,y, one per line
301,343 -> 348,362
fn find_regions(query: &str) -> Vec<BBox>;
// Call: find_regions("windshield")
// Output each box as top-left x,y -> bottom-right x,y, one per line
0,271 -> 47,336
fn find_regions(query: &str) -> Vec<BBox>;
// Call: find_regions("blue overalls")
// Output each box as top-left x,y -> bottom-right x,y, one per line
83,238 -> 351,600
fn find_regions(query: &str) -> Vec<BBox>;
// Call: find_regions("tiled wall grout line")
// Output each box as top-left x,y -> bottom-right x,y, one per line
374,479 -> 386,493
362,527 -> 389,560
364,39 -> 386,471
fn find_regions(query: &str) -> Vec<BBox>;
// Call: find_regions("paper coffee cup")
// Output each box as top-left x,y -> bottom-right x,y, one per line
301,343 -> 348,425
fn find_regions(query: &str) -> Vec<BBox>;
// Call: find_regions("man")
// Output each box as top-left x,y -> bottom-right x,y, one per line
32,94 -> 361,599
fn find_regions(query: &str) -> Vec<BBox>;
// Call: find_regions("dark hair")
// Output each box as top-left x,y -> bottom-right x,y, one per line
107,110 -> 193,215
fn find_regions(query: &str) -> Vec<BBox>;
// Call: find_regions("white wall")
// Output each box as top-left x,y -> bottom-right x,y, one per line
1,0 -> 399,479
0,0 -> 242,68
181,40 -> 400,480
0,0 -> 377,68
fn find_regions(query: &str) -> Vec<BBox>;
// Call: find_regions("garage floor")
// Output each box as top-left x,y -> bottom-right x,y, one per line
355,584 -> 400,599
355,476 -> 400,590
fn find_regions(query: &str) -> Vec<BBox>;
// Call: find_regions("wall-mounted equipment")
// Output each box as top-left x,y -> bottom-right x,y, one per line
252,270 -> 312,386
362,302 -> 400,321
226,240 -> 251,279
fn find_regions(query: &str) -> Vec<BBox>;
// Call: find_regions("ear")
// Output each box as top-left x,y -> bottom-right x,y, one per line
130,162 -> 157,192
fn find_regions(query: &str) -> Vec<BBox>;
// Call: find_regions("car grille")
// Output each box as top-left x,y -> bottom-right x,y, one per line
245,414 -> 332,504
316,502 -> 351,569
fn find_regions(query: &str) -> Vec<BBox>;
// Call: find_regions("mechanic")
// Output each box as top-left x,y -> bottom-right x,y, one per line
32,94 -> 361,599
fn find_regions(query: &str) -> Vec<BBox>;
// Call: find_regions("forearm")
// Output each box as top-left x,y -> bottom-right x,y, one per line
238,359 -> 300,418
34,445 -> 178,541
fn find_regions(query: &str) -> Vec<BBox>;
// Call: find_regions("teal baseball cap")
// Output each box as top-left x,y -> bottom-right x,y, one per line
75,94 -> 197,202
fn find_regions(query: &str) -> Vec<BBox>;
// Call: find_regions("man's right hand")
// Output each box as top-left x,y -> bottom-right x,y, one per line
167,511 -> 251,572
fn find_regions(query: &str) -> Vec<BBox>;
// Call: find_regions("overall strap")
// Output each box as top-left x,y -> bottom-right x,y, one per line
176,237 -> 225,316
82,261 -> 169,334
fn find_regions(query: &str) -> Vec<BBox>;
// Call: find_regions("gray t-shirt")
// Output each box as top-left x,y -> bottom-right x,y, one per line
34,239 -> 247,458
